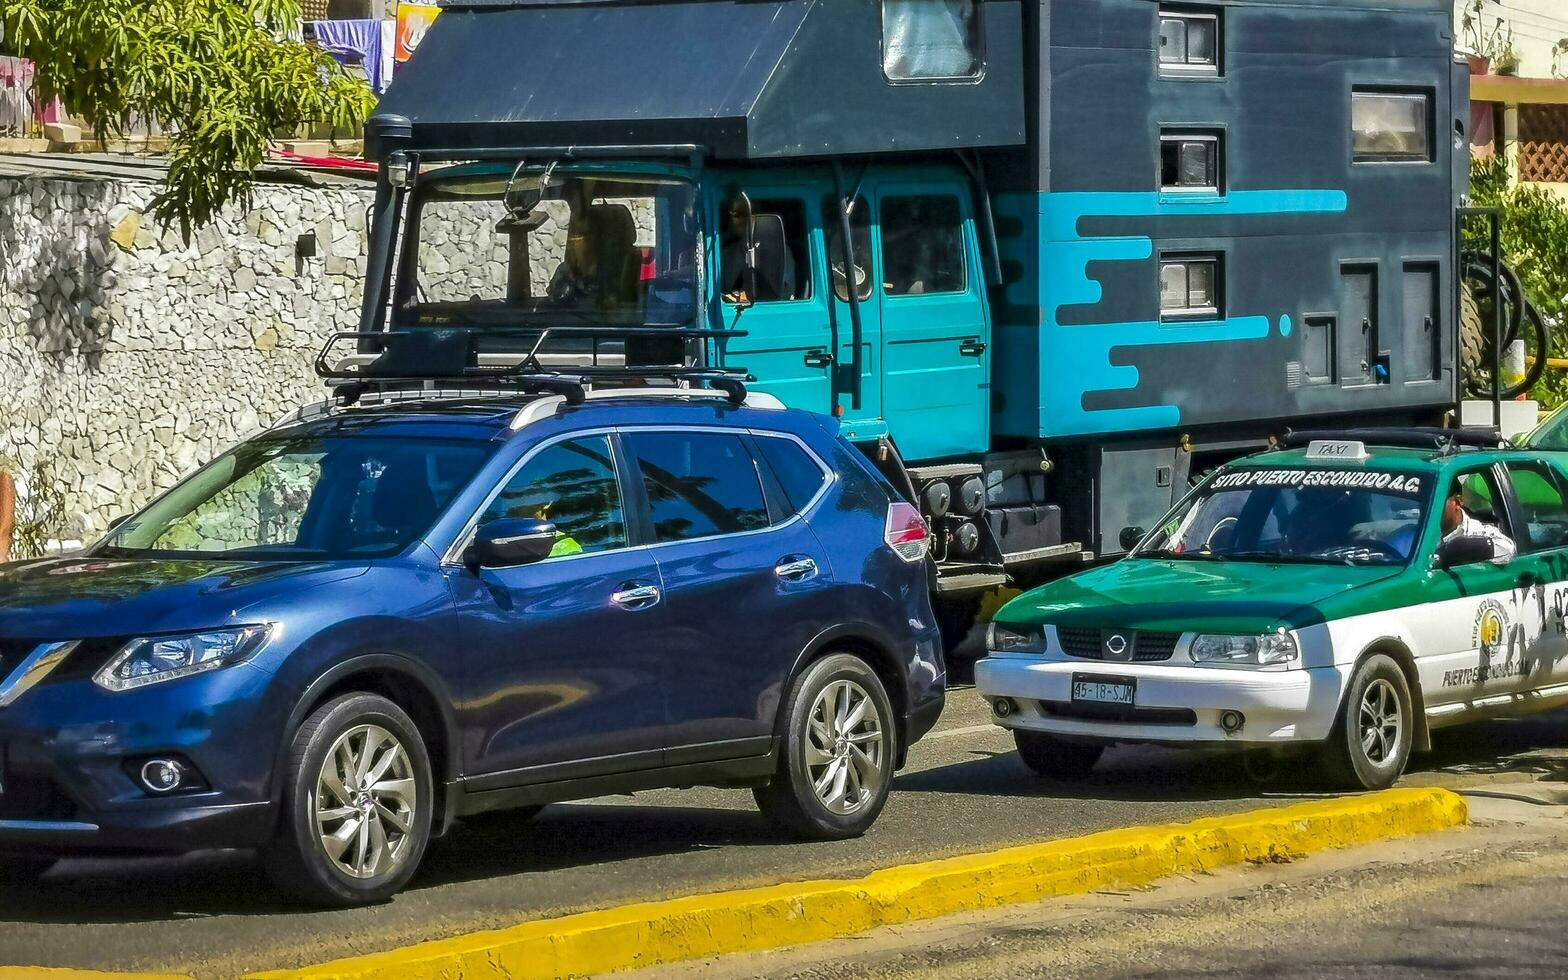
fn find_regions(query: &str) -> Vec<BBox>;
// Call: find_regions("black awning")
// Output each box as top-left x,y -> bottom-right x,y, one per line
373,0 -> 1025,161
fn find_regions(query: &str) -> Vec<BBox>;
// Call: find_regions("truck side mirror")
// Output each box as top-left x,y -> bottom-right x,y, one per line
732,191 -> 757,309
1433,535 -> 1495,570
1118,526 -> 1146,551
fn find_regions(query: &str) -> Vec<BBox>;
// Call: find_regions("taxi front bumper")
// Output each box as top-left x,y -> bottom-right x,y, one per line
974,655 -> 1350,746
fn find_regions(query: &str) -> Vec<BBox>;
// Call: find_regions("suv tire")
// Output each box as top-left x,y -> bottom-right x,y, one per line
1015,731 -> 1103,779
265,693 -> 434,907
1320,654 -> 1412,791
754,653 -> 897,840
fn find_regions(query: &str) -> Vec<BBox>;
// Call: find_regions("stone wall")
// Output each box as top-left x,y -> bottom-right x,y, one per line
0,174 -> 374,547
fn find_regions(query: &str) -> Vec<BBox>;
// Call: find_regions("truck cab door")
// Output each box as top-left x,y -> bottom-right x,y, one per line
718,191 -> 836,414
874,184 -> 989,462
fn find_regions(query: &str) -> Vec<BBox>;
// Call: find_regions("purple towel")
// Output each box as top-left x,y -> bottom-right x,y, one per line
308,19 -> 388,93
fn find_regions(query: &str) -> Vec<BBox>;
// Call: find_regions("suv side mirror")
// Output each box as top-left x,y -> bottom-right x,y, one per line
1119,526 -> 1146,551
107,515 -> 129,531
1434,535 -> 1496,570
467,518 -> 559,570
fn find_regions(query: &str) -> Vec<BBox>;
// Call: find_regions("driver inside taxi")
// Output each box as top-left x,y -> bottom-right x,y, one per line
1441,478 -> 1516,562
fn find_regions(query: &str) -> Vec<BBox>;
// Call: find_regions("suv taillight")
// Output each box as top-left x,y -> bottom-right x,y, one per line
885,501 -> 930,563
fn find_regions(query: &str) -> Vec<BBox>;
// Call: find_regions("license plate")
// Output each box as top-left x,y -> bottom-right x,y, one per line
1071,676 -> 1136,706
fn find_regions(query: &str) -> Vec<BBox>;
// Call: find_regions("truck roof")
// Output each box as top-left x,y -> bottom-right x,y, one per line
370,0 -> 1024,161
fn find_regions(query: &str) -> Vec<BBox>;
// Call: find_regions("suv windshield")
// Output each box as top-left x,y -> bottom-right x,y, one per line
397,168 -> 699,330
99,436 -> 493,561
1135,467 -> 1433,566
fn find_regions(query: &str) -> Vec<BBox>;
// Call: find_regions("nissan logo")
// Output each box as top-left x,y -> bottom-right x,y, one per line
1105,633 -> 1129,657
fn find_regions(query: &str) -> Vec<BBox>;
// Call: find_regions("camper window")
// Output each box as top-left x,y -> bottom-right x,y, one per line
882,0 -> 982,81
1160,254 -> 1222,320
1158,6 -> 1221,77
1160,131 -> 1222,193
720,197 -> 809,304
1352,90 -> 1433,163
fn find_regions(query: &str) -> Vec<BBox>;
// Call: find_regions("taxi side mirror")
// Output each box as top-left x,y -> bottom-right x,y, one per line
1433,535 -> 1495,570
1118,526 -> 1146,551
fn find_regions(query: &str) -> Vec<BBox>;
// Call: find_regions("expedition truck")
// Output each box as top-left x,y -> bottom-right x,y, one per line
351,0 -> 1472,648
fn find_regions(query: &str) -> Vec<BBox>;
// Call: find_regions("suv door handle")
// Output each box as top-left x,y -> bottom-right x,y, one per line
775,557 -> 819,582
610,583 -> 662,610
959,339 -> 987,357
803,349 -> 834,369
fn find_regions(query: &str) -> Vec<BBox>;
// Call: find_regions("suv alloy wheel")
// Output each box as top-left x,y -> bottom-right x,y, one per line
265,693 -> 434,906
755,653 -> 897,839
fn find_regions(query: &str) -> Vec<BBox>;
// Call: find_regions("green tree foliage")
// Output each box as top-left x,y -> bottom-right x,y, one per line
0,0 -> 377,236
1468,156 -> 1568,406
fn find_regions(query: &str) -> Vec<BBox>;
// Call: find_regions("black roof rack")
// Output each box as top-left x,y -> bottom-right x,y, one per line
1281,427 -> 1506,453
314,327 -> 754,408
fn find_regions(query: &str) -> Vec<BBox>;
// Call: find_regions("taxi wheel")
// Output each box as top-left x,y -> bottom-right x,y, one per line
754,653 -> 897,841
1321,655 -> 1413,791
1015,731 -> 1104,780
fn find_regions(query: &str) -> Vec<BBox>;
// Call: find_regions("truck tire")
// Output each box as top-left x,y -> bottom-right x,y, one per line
265,693 -> 435,907
1319,655 -> 1412,791
1015,731 -> 1103,779
1460,282 -> 1486,378
754,653 -> 897,840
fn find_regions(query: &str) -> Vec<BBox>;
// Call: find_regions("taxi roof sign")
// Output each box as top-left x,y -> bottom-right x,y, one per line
1304,440 -> 1370,462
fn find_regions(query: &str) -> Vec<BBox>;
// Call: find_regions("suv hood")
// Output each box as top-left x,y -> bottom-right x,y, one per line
0,556 -> 370,640
999,558 -> 1404,635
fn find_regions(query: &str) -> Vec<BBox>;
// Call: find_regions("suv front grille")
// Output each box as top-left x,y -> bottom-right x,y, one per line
1055,627 -> 1182,663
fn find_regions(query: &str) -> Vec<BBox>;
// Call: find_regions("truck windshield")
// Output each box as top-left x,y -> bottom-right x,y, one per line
1133,468 -> 1432,566
397,169 -> 699,329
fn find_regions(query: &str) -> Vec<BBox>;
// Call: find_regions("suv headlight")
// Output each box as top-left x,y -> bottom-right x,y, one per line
94,625 -> 272,692
1190,631 -> 1298,668
987,622 -> 1047,655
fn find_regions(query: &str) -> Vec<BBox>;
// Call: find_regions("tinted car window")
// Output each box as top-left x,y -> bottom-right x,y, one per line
626,431 -> 769,542
756,436 -> 828,514
481,436 -> 627,556
103,437 -> 492,560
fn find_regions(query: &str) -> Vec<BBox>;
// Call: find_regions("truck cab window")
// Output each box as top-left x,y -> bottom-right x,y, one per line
882,0 -> 982,81
882,195 -> 966,296
823,196 -> 873,303
720,197 -> 809,304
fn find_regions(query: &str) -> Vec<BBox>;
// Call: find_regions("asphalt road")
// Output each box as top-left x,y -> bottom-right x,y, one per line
4,682 -> 1568,977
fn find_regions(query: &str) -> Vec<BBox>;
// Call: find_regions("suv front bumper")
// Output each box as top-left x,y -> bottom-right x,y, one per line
0,664 -> 282,855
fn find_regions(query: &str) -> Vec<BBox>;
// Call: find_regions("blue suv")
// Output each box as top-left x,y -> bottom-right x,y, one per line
0,384 -> 944,905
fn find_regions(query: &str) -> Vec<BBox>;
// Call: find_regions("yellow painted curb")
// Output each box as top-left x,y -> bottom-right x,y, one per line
251,786 -> 1467,980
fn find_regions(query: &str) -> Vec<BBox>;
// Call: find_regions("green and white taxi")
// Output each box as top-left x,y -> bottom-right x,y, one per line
976,430 -> 1568,790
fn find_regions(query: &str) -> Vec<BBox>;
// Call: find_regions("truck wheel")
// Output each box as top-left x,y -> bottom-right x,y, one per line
1320,655 -> 1412,791
1015,731 -> 1103,779
265,693 -> 434,907
754,653 -> 897,841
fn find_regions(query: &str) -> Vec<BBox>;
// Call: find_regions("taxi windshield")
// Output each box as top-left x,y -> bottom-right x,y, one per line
1134,467 -> 1433,566
396,169 -> 699,330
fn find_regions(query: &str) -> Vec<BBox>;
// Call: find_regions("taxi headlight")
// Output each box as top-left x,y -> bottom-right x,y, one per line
987,622 -> 1047,655
1190,631 -> 1298,668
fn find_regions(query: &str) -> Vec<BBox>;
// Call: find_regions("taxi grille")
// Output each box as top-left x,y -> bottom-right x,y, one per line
1055,627 -> 1182,663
